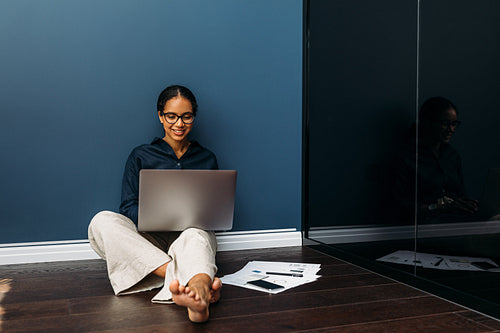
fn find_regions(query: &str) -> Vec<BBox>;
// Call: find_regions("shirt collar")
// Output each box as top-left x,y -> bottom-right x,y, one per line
150,137 -> 200,156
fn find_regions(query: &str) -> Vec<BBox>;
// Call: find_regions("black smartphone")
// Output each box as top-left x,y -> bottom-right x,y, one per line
471,262 -> 498,270
247,279 -> 284,290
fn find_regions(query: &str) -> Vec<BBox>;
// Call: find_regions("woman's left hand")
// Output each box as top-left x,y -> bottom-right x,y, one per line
448,197 -> 479,214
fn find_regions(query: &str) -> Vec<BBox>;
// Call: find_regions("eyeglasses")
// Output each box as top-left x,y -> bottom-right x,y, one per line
440,120 -> 461,129
162,112 -> 195,124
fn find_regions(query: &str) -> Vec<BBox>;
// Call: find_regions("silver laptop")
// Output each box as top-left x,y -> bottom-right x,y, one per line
138,169 -> 237,232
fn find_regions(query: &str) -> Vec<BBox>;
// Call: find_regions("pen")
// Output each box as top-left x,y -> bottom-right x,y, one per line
266,271 -> 303,277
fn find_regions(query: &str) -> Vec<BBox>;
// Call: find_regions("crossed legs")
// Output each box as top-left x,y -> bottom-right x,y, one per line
89,211 -> 220,323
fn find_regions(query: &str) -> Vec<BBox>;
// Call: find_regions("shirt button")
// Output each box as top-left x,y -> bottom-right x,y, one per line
177,163 -> 181,167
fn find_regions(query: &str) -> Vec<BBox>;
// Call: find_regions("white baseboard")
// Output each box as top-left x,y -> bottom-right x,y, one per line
308,220 -> 500,244
215,229 -> 302,251
0,229 -> 302,265
3,221 -> 498,265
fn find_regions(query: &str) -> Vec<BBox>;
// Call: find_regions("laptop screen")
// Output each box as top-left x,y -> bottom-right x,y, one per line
138,169 -> 237,232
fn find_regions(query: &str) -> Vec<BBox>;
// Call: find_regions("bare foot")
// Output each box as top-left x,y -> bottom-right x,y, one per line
209,277 -> 222,303
0,279 -> 12,320
169,274 -> 213,323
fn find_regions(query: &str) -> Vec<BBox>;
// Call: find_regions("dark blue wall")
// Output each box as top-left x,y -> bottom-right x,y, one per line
0,0 -> 302,243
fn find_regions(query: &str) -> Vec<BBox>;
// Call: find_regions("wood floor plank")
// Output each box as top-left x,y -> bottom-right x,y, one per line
456,311 -> 500,330
2,271 -> 109,292
1,305 -> 189,333
0,260 -> 107,279
1,275 -> 114,304
293,272 -> 393,291
1,299 -> 69,321
295,313 -> 493,333
68,292 -> 161,316
209,286 -> 427,320
216,246 -> 344,266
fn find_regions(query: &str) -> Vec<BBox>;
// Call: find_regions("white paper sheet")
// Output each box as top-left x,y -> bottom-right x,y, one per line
221,261 -> 321,294
377,250 -> 500,271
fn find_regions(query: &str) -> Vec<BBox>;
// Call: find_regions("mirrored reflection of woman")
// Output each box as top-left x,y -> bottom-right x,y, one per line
393,97 -> 479,224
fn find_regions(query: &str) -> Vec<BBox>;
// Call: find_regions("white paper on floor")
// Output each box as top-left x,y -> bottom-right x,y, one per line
221,261 -> 321,294
377,250 -> 500,272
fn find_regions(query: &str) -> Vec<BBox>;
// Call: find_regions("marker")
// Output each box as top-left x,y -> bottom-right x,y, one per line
266,271 -> 303,277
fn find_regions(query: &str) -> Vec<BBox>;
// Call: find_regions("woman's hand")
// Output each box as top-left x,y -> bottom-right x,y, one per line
453,197 -> 479,214
437,196 -> 479,214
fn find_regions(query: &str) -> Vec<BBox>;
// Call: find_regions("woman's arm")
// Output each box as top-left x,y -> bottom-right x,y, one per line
119,152 -> 141,224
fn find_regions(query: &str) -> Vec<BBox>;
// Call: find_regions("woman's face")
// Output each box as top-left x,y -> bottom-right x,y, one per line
428,108 -> 458,144
158,95 -> 194,145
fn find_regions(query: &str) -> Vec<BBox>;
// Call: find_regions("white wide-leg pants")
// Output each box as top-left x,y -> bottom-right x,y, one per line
88,211 -> 217,303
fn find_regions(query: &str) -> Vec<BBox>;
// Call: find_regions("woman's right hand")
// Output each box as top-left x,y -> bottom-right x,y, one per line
438,196 -> 479,214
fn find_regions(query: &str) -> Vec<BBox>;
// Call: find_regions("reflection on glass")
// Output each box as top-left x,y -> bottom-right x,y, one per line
305,0 -> 500,318
392,97 -> 495,224
414,0 -> 500,317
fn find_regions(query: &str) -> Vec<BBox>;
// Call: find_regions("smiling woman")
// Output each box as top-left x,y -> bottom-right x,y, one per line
88,85 -> 222,323
157,85 -> 198,159
419,97 -> 460,146
416,97 -> 479,219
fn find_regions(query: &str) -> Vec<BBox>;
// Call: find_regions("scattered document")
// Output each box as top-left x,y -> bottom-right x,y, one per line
377,250 -> 500,272
221,261 -> 321,294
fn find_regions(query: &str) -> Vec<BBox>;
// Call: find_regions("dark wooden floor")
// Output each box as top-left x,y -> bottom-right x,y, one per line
1,246 -> 500,332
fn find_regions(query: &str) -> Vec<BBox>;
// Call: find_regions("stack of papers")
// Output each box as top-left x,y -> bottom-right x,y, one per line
221,261 -> 321,294
377,250 -> 500,272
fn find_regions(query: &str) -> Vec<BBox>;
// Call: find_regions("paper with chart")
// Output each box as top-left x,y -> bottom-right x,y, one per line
220,261 -> 321,294
377,250 -> 500,272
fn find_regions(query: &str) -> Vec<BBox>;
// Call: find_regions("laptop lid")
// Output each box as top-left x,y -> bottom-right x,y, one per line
138,169 -> 237,232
